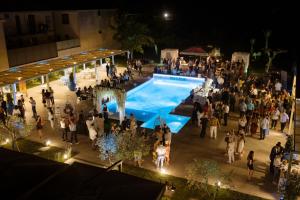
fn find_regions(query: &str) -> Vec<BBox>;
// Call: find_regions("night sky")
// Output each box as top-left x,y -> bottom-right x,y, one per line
1,0 -> 299,67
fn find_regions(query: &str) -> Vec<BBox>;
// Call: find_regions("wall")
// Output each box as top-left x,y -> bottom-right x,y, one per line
98,9 -> 119,49
0,21 -> 9,71
53,11 -> 79,41
78,9 -> 120,51
7,43 -> 57,66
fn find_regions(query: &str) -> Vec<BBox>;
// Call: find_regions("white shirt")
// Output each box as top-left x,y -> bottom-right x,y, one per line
223,105 -> 229,113
261,118 -> 270,129
280,113 -> 289,123
156,145 -> 166,157
69,122 -> 76,131
275,82 -> 282,91
272,110 -> 280,120
217,76 -> 224,85
251,88 -> 258,96
60,120 -> 66,129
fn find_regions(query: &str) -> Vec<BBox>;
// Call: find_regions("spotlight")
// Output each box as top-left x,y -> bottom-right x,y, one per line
5,138 -> 10,144
63,153 -> 68,159
46,140 -> 51,146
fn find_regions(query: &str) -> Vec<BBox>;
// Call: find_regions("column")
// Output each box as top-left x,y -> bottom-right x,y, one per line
12,83 -> 17,105
41,75 -> 45,85
100,59 -> 103,67
112,55 -> 115,65
73,66 -> 77,84
83,63 -> 86,71
94,61 -> 98,83
46,74 -> 50,90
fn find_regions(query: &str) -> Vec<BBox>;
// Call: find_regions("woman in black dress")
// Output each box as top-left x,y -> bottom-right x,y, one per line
36,115 -> 43,139
247,150 -> 254,181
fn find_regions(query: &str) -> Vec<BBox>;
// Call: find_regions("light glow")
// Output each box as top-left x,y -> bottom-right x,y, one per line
46,140 -> 51,146
63,153 -> 68,159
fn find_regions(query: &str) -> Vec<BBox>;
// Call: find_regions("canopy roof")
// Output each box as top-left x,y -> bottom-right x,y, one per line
0,48 -> 127,87
180,47 -> 209,57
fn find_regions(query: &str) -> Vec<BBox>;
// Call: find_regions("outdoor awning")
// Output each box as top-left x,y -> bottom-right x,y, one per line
180,47 -> 209,57
0,49 -> 127,87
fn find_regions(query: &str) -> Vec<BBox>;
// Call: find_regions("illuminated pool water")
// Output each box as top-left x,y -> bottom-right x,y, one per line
107,74 -> 205,133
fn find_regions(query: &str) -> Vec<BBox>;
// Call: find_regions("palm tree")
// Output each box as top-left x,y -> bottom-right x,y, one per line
263,30 -> 272,50
112,13 -> 155,59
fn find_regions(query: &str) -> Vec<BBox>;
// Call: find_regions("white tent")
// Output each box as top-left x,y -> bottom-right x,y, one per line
231,52 -> 250,73
160,49 -> 179,61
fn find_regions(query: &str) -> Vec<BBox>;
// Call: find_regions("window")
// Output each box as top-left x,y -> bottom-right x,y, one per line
62,14 -> 69,24
28,14 -> 36,34
45,16 -> 52,30
15,15 -> 22,34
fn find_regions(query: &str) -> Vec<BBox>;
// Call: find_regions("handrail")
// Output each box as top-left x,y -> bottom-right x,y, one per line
106,160 -> 123,172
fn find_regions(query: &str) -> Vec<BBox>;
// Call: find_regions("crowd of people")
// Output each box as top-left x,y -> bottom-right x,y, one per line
188,57 -> 294,184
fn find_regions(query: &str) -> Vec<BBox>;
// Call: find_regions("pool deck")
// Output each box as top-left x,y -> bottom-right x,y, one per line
18,65 -> 285,200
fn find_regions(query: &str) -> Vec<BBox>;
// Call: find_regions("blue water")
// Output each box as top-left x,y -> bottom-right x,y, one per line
107,74 -> 205,133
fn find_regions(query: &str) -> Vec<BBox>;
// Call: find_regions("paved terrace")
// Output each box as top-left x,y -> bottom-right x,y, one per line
18,65 -> 286,200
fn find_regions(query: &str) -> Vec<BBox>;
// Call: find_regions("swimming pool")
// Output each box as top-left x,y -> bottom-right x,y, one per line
107,74 -> 205,133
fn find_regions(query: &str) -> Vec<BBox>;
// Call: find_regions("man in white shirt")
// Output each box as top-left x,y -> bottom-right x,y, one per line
156,141 -> 166,170
271,107 -> 280,129
260,115 -> 270,140
280,110 -> 289,132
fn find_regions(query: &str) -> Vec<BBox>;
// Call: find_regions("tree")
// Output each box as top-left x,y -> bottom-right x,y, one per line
185,159 -> 232,199
97,130 -> 150,166
112,13 -> 155,59
97,134 -> 118,165
115,130 -> 150,164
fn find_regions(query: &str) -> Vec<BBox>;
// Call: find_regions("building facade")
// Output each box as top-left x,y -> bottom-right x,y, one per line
0,9 -> 119,71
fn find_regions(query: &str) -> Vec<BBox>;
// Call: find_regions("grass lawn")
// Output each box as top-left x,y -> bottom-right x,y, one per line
122,164 -> 266,200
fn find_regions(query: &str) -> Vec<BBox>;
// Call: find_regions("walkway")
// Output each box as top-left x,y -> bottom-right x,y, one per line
20,66 -> 285,200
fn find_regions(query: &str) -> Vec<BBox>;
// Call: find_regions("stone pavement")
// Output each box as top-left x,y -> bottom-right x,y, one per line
20,66 -> 286,200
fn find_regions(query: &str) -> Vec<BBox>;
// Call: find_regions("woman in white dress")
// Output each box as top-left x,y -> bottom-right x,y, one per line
86,116 -> 98,150
48,108 -> 55,129
236,130 -> 245,159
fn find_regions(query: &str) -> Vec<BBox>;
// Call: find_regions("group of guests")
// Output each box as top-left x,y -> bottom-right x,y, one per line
153,123 -> 172,170
75,86 -> 93,101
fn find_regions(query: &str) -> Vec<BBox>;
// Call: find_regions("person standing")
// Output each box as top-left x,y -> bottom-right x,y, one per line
0,107 -> 6,126
236,130 -> 246,159
29,97 -> 37,119
227,134 -> 235,164
200,113 -> 208,138
94,113 -> 104,138
86,116 -> 98,150
69,118 -> 78,144
247,151 -> 254,181
260,115 -> 270,140
223,103 -> 229,126
36,115 -> 43,139
60,117 -> 68,141
49,87 -> 54,105
106,62 -> 110,77
156,141 -> 166,170
269,142 -> 284,174
229,92 -> 236,112
209,115 -> 220,139
102,104 -> 109,120
1,99 -> 7,117
280,110 -> 289,133
271,107 -> 280,129
48,108 -> 54,129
